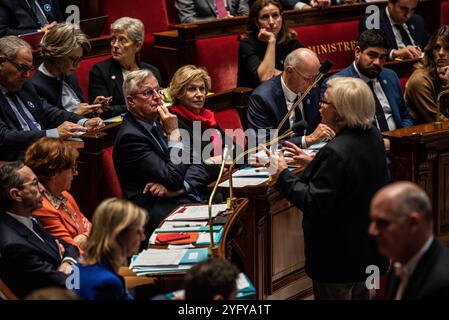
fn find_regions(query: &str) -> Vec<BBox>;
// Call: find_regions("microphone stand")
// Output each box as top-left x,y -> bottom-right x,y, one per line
434,88 -> 449,130
207,145 -> 230,257
276,60 -> 333,133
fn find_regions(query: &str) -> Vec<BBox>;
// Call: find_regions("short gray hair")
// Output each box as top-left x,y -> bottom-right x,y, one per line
123,69 -> 156,106
0,36 -> 31,59
111,17 -> 144,43
41,23 -> 91,60
326,77 -> 375,130
0,161 -> 25,209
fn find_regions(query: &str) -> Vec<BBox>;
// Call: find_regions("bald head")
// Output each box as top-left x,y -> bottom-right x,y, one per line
372,181 -> 432,223
284,48 -> 320,70
283,48 -> 320,94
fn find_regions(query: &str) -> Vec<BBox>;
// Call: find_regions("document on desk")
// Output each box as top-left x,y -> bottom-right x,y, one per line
159,221 -> 208,231
131,248 -> 186,267
166,203 -> 227,221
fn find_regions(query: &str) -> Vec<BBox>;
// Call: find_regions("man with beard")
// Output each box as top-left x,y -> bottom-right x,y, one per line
322,30 -> 413,132
405,25 -> 449,123
0,161 -> 79,299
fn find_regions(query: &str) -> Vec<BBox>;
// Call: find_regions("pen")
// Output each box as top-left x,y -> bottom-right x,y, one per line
172,224 -> 202,228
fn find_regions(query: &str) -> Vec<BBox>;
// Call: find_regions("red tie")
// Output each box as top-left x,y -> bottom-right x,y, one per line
216,0 -> 228,19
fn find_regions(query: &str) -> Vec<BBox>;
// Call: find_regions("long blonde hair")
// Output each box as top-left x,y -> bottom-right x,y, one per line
82,198 -> 148,272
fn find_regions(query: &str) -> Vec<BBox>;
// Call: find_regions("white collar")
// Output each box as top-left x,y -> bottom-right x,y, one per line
386,6 -> 405,27
352,61 -> 375,84
281,75 -> 298,102
394,235 -> 434,279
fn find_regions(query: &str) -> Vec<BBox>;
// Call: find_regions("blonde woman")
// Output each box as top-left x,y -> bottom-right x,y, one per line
74,198 -> 147,300
30,23 -> 110,116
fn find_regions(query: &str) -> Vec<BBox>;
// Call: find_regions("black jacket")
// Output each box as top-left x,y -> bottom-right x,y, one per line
88,57 -> 161,119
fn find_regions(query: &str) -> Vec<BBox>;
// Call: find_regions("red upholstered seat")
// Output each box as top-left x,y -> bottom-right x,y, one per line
214,108 -> 247,148
293,20 -> 359,71
75,55 -> 111,101
442,0 -> 449,26
399,77 -> 409,92
102,146 -> 123,199
195,35 -> 240,92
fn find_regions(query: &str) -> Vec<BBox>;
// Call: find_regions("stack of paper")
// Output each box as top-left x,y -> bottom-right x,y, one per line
166,204 -> 227,221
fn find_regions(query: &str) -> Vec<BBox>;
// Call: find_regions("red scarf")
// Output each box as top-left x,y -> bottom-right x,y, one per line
170,103 -> 217,130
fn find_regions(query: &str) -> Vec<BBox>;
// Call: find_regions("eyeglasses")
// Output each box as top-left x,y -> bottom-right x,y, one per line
67,55 -> 82,66
110,36 -> 132,47
133,87 -> 165,99
20,178 -> 40,188
292,67 -> 317,82
319,99 -> 334,108
5,57 -> 35,74
258,12 -> 281,22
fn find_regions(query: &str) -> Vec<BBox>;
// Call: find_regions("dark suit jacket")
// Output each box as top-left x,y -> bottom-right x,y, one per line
30,70 -> 85,110
0,211 -> 79,299
247,75 -> 321,143
0,0 -> 60,36
359,7 -> 428,56
321,63 -> 413,128
275,126 -> 389,282
88,57 -> 161,119
387,239 -> 449,300
175,0 -> 249,24
113,113 -> 210,234
0,81 -> 84,161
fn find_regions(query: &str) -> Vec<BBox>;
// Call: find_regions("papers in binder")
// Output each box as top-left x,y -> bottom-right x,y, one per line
130,248 -> 185,268
166,203 -> 227,221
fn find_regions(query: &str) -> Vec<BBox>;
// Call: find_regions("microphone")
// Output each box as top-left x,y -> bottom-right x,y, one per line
434,88 -> 449,130
225,121 -> 307,212
207,144 -> 231,257
276,60 -> 333,132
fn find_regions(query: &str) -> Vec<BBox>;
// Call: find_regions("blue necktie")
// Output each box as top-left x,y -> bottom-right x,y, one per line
7,92 -> 39,131
151,125 -> 168,152
28,0 -> 48,27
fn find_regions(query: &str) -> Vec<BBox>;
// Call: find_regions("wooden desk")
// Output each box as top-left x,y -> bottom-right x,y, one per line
213,169 -> 312,300
383,121 -> 449,245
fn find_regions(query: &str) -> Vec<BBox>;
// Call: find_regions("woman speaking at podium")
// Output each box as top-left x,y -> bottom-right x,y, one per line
267,77 -> 389,300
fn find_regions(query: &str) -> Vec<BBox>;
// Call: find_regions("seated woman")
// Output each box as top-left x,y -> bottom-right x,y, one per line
74,198 -> 147,300
88,17 -> 162,118
169,65 -> 239,178
30,23 -> 110,117
237,0 -> 303,88
24,137 -> 91,254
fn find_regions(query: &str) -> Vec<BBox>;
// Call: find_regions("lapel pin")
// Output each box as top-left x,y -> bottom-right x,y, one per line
43,4 -> 52,12
27,101 -> 35,108
111,75 -> 116,80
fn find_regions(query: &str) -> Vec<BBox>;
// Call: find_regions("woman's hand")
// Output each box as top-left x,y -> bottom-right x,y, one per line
73,234 -> 88,250
258,28 -> 276,43
281,141 -> 313,167
438,66 -> 449,86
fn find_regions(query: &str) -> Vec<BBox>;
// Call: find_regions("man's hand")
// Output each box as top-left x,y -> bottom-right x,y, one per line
281,141 -> 313,167
84,117 -> 104,130
258,28 -> 276,43
392,46 -> 422,60
58,262 -> 73,275
310,0 -> 331,9
158,105 -> 179,141
305,123 -> 336,146
93,96 -> 112,112
143,182 -> 185,198
57,121 -> 87,139
41,21 -> 57,34
383,138 -> 390,153
74,103 -> 104,116
437,66 -> 449,86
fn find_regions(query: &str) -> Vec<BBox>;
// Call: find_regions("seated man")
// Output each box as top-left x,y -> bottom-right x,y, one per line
405,25 -> 449,123
0,36 -> 103,161
0,0 -> 60,36
113,69 -> 211,236
247,48 -> 334,148
175,0 -> 249,24
0,161 -> 79,299
322,30 -> 413,132
370,181 -> 449,300
359,0 -> 428,60
184,257 -> 239,300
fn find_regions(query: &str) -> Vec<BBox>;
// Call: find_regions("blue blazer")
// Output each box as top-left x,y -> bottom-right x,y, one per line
74,263 -> 132,300
0,81 -> 84,161
321,63 -> 413,129
359,7 -> 428,56
247,75 -> 321,141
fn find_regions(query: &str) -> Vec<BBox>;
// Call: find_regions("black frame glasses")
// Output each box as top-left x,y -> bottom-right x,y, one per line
5,57 -> 35,74
134,88 -> 165,99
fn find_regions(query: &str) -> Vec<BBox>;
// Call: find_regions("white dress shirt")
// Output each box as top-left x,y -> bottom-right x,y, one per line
386,6 -> 416,60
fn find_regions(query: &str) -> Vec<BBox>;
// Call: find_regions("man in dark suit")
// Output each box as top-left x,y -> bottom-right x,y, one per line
0,161 -> 79,299
322,30 -> 413,134
247,48 -> 334,149
369,181 -> 449,300
0,36 -> 103,161
113,69 -> 210,236
359,0 -> 428,60
0,0 -> 60,37
175,0 -> 249,24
